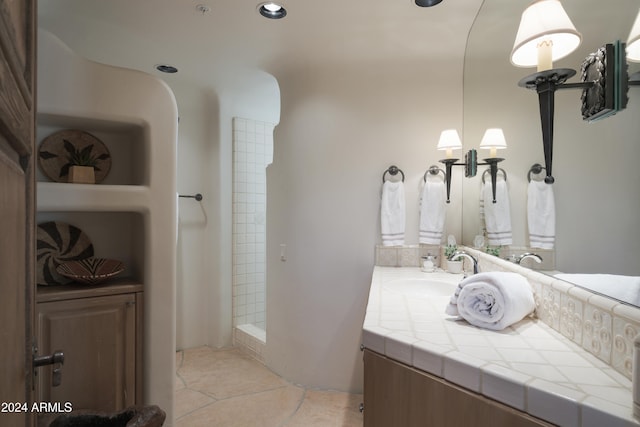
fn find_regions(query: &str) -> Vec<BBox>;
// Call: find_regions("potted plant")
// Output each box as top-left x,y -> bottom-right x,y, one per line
62,140 -> 107,184
444,243 -> 458,259
485,246 -> 501,257
443,243 -> 463,273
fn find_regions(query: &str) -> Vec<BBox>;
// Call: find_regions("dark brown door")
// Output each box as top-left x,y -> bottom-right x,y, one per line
0,1 -> 37,426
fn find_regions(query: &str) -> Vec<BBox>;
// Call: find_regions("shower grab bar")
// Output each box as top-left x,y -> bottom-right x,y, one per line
424,165 -> 446,182
179,193 -> 203,201
481,168 -> 507,184
382,165 -> 405,183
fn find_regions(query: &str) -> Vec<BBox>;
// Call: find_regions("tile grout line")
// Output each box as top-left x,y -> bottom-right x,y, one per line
279,388 -> 308,427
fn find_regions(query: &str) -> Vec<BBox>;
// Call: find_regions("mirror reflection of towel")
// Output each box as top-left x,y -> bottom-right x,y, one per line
481,179 -> 512,246
419,178 -> 445,245
381,181 -> 405,246
527,180 -> 555,249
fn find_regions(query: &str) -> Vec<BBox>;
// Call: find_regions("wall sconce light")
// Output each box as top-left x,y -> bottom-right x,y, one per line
512,0 -> 640,184
511,0 -> 582,185
479,128 -> 507,204
436,128 -> 506,204
436,130 -> 463,204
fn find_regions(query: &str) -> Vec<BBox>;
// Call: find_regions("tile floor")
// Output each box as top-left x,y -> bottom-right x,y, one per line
175,346 -> 364,427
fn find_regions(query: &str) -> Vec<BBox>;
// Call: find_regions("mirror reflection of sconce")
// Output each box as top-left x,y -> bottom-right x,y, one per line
436,128 -> 507,204
479,128 -> 507,204
511,0 -> 640,185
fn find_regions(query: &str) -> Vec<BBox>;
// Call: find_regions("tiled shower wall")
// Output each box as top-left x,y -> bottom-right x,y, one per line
232,117 -> 274,331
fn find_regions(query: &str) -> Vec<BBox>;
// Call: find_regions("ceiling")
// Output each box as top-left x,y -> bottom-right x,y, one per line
37,0 -> 485,93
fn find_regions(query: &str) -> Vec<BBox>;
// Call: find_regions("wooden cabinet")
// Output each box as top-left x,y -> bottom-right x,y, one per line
363,349 -> 552,427
36,283 -> 143,412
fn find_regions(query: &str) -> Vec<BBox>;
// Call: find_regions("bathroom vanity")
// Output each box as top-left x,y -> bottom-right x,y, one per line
364,349 -> 550,426
361,265 -> 640,427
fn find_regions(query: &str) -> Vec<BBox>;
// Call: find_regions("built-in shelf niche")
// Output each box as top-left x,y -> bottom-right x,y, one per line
36,211 -> 145,284
36,113 -> 148,186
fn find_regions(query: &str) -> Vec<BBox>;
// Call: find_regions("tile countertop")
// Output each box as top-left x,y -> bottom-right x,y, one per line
361,266 -> 640,427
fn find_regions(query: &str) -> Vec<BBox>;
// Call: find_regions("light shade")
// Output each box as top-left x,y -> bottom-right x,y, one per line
510,0 -> 582,68
480,128 -> 507,157
436,129 -> 462,151
627,8 -> 640,62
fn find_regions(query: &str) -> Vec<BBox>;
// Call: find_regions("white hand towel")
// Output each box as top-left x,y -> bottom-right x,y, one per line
419,177 -> 446,245
527,180 -> 555,249
445,272 -> 535,331
381,180 -> 405,246
481,178 -> 512,246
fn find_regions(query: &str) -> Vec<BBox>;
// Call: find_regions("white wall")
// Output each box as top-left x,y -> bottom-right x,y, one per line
174,82 -> 219,349
266,60 -> 464,392
174,72 -> 280,350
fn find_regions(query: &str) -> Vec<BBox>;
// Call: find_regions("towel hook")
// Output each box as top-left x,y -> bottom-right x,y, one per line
527,163 -> 546,182
481,168 -> 507,184
382,165 -> 405,183
424,165 -> 445,182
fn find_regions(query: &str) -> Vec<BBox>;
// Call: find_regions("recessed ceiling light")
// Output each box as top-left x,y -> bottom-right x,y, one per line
415,0 -> 443,7
258,2 -> 287,19
155,64 -> 178,74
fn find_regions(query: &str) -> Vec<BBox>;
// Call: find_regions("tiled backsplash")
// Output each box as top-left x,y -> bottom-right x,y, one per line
375,244 -> 555,271
468,247 -> 640,381
375,244 -> 441,268
374,244 -> 640,380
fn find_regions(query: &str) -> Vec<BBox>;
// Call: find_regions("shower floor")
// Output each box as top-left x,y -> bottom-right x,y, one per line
175,346 -> 363,426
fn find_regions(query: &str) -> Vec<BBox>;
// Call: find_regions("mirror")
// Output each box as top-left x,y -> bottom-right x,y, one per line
463,0 -> 640,306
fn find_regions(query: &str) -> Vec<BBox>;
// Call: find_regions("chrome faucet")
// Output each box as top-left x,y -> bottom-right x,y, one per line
516,252 -> 543,265
449,250 -> 479,275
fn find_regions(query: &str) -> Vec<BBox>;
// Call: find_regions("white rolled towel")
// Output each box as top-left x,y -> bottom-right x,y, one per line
445,272 -> 535,331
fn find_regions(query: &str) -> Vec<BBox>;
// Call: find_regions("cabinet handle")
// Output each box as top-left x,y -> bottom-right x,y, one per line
359,403 -> 364,413
33,350 -> 65,388
33,350 -> 65,367
126,301 -> 136,307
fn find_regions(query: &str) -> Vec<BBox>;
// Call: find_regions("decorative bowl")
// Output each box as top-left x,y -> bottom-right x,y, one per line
56,258 -> 125,285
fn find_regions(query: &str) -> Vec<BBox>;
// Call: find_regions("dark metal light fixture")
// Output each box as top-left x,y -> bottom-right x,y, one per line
511,0 -> 582,184
258,2 -> 287,19
415,0 -> 443,7
436,129 -> 506,204
512,1 -> 640,184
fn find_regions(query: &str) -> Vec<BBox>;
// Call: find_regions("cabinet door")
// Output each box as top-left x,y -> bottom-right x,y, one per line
363,350 -> 552,427
36,294 -> 136,412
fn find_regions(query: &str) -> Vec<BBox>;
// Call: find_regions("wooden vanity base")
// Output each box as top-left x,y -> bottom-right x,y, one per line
363,349 -> 553,427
